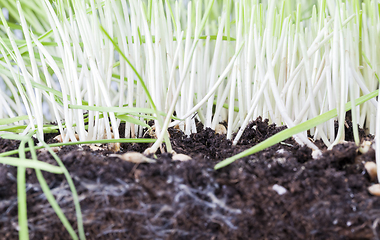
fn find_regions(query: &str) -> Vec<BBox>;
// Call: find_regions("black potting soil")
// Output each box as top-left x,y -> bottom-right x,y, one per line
0,117 -> 380,239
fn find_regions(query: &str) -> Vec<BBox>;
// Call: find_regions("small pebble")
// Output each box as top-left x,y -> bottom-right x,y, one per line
172,153 -> 192,162
368,184 -> 380,196
365,161 -> 377,182
272,184 -> 287,195
215,124 -> 227,135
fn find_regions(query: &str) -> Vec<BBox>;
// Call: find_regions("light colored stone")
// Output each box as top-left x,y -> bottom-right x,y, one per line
365,161 -> 377,182
368,184 -> 380,196
272,184 -> 287,195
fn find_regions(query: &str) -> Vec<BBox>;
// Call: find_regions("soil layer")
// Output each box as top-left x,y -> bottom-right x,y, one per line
0,118 -> 380,239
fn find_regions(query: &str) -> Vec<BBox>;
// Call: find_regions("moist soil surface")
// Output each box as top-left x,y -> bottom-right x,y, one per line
1,117 -> 380,240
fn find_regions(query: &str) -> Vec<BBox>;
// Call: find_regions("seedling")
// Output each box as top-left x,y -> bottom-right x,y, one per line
1,0 -> 380,239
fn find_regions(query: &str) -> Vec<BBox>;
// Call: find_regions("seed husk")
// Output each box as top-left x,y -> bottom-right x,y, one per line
172,153 -> 192,162
108,142 -> 120,152
54,134 -> 79,142
368,184 -> 380,196
215,124 -> 227,135
365,161 -> 378,182
38,146 -> 61,154
359,141 -> 373,154
111,152 -> 156,164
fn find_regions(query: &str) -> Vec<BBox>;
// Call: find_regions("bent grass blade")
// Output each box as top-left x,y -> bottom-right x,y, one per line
115,114 -> 150,129
0,132 -> 84,239
37,138 -> 86,240
215,89 -> 379,170
0,157 -> 64,173
0,138 -> 157,158
0,115 -> 29,125
28,138 -> 79,239
100,22 -> 172,152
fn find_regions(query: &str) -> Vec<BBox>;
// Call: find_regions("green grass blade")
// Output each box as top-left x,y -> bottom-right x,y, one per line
100,24 -> 173,152
0,115 -> 29,125
0,132 -> 31,141
0,125 -> 29,133
0,157 -> 64,173
29,139 -> 79,240
100,26 -> 157,112
0,124 -> 59,133
17,135 -> 29,240
69,104 -> 157,114
69,104 -> 181,120
37,139 -> 86,240
115,115 -> 150,128
117,112 -> 156,121
215,89 -> 379,170
0,138 -> 156,158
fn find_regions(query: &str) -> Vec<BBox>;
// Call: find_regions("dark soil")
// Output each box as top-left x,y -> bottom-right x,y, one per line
1,117 -> 380,240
